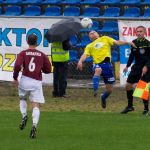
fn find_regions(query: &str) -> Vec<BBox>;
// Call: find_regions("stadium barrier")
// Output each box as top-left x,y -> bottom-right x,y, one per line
0,16 -> 150,87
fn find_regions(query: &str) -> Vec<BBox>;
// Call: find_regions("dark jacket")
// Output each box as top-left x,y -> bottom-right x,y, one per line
127,38 -> 150,69
62,39 -> 72,50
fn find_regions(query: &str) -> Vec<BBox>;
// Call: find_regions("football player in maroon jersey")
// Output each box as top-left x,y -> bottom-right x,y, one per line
13,34 -> 51,138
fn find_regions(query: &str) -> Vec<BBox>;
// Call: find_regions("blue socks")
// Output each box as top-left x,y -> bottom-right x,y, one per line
92,75 -> 100,92
92,75 -> 110,101
101,91 -> 110,101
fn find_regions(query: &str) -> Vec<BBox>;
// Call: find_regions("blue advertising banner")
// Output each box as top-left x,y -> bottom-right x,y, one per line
0,17 -> 61,83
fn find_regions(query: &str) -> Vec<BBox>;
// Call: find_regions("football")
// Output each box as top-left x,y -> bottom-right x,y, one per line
81,17 -> 93,28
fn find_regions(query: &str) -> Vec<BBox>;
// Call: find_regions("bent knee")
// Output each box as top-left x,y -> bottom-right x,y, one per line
108,88 -> 113,94
106,85 -> 113,93
94,68 -> 102,76
126,83 -> 133,90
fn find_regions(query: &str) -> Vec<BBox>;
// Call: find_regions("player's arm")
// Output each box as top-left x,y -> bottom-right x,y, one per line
77,53 -> 88,71
113,40 -> 136,48
126,47 -> 135,68
113,38 -> 136,69
123,51 -> 134,73
13,52 -> 24,81
42,54 -> 52,74
142,62 -> 149,76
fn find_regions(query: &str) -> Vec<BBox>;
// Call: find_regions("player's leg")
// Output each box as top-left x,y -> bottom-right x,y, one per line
29,83 -> 44,138
121,82 -> 135,114
101,84 -> 113,108
18,89 -> 28,130
31,102 -> 40,128
141,72 -> 150,116
142,100 -> 149,116
92,64 -> 102,97
126,82 -> 134,108
121,66 -> 141,114
30,102 -> 40,139
100,62 -> 115,108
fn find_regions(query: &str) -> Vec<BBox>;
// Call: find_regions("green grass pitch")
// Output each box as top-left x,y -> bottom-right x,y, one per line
0,86 -> 150,150
0,111 -> 150,150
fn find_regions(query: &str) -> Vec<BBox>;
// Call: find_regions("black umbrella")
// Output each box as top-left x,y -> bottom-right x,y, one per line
45,18 -> 83,43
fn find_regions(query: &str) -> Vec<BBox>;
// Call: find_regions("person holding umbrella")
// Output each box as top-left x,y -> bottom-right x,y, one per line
45,17 -> 94,97
51,39 -> 72,98
45,18 -> 82,97
45,18 -> 83,43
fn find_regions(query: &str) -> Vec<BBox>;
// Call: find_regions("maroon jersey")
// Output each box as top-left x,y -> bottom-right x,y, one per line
13,49 -> 51,81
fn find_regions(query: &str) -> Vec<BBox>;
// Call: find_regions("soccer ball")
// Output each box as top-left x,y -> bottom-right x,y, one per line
81,17 -> 93,29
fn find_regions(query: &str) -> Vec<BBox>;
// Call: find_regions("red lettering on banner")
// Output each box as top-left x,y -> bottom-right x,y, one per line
133,28 -> 137,36
148,28 -> 150,36
127,27 -> 132,36
122,27 -> 127,36
122,26 -> 150,37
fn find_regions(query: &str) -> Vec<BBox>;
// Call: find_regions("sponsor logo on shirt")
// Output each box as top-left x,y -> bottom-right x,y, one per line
139,49 -> 145,54
94,42 -> 104,49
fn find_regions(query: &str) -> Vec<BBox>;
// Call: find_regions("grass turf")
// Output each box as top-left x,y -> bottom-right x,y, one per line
0,111 -> 150,150
0,84 -> 150,149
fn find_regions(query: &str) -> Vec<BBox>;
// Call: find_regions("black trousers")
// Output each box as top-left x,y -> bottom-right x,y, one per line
52,62 -> 68,96
127,64 -> 150,83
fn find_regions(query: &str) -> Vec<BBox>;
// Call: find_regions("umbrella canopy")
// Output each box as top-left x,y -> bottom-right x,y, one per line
45,18 -> 83,43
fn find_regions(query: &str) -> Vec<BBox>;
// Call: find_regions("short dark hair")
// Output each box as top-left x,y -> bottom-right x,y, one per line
27,34 -> 37,46
136,26 -> 146,32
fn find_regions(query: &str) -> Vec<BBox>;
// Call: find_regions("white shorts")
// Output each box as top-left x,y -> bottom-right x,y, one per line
18,75 -> 45,104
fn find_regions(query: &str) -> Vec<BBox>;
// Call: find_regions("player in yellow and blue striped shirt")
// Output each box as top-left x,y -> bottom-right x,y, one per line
77,30 -> 135,109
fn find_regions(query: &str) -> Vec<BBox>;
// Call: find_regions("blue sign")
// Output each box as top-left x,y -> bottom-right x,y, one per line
119,45 -> 131,64
0,28 -> 49,47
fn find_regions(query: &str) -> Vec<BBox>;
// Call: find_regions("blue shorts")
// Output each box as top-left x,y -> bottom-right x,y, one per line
93,62 -> 115,84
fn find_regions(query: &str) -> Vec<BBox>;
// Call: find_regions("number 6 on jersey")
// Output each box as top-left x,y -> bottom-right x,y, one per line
28,57 -> 35,72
